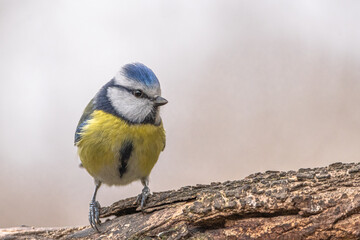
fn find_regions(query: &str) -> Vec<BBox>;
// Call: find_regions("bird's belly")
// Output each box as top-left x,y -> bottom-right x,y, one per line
77,110 -> 165,186
93,154 -> 148,186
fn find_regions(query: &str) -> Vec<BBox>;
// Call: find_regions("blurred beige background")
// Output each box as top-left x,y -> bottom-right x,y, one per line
1,0 -> 360,228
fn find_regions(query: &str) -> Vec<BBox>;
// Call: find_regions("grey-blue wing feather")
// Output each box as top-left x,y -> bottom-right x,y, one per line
74,99 -> 95,145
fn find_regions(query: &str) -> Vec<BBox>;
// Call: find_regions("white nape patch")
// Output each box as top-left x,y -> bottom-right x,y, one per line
114,72 -> 161,96
107,87 -> 153,123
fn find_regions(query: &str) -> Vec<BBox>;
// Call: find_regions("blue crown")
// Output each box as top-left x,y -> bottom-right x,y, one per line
122,63 -> 160,87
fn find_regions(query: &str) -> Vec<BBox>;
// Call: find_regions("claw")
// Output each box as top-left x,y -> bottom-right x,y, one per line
88,181 -> 102,232
89,200 -> 101,232
137,186 -> 150,210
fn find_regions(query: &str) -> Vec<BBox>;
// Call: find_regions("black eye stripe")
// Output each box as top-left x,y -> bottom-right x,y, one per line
113,85 -> 151,99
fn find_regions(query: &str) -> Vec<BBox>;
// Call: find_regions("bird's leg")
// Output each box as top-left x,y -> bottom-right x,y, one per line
89,180 -> 102,232
137,178 -> 150,210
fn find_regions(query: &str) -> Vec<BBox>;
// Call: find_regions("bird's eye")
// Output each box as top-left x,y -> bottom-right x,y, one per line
133,90 -> 143,98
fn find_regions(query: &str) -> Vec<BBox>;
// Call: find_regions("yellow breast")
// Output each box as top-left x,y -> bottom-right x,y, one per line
76,110 -> 166,185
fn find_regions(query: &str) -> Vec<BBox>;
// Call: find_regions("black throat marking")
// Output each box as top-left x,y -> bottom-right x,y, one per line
119,140 -> 133,178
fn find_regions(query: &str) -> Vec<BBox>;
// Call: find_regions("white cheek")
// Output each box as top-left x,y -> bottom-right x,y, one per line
107,88 -> 152,123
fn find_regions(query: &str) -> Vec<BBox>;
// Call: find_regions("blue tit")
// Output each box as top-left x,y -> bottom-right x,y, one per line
74,63 -> 167,231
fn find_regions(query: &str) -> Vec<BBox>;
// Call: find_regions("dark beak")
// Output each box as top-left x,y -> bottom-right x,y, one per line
153,96 -> 168,107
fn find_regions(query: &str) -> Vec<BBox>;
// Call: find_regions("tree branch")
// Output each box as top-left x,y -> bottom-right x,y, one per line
2,162 -> 360,239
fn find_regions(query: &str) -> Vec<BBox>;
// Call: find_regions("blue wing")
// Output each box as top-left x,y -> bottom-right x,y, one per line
74,99 -> 95,145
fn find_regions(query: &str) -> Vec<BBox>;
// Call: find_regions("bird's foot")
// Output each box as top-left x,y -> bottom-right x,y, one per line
137,186 -> 150,210
89,200 -> 101,232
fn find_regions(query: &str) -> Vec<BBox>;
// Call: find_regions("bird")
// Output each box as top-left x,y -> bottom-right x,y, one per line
74,63 -> 167,231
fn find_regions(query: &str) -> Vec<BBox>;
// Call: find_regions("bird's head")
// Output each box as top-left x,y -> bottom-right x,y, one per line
95,63 -> 167,125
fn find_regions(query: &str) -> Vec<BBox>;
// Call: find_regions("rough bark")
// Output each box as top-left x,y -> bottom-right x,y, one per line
2,162 -> 360,239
